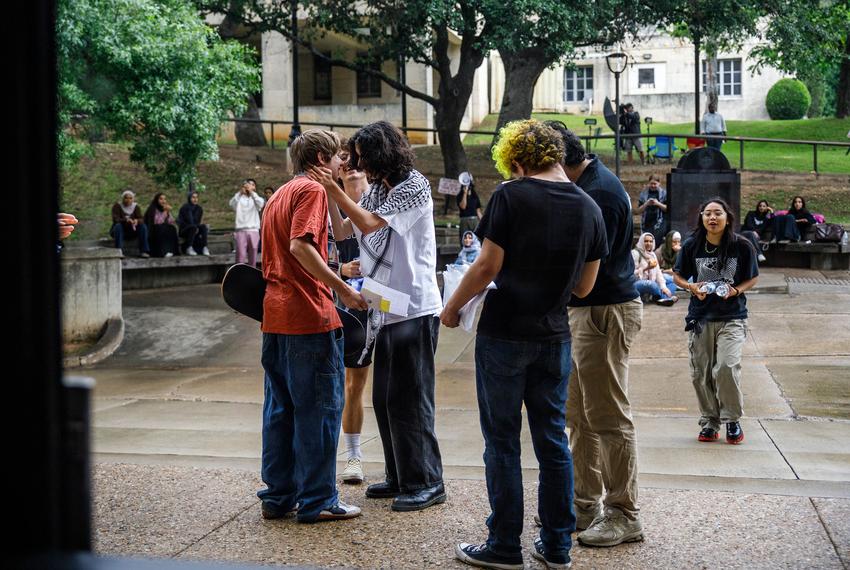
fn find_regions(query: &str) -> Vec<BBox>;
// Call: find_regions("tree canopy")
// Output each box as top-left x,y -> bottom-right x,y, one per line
58,0 -> 261,187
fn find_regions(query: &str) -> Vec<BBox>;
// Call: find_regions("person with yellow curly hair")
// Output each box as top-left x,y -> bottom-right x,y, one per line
443,119 -> 609,570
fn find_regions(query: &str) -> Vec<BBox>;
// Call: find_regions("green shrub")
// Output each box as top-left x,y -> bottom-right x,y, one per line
766,79 -> 812,120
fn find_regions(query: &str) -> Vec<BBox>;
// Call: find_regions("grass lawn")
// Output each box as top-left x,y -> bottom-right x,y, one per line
463,113 -> 850,175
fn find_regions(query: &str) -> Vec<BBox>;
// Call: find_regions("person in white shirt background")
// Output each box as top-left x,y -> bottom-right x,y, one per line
229,178 -> 265,266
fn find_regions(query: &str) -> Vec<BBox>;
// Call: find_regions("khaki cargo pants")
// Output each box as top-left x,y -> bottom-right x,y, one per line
688,319 -> 746,432
567,298 -> 643,521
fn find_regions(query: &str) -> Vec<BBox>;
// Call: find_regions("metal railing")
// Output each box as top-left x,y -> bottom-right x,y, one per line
221,118 -> 850,175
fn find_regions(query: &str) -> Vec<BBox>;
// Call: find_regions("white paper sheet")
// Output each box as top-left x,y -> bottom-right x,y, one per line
360,277 -> 410,317
458,282 -> 496,332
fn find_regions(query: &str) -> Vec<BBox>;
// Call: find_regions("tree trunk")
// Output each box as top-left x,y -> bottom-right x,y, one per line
836,34 -> 850,118
234,95 -> 268,147
218,9 -> 267,146
491,47 -> 552,146
433,52 -> 484,179
706,52 -> 718,112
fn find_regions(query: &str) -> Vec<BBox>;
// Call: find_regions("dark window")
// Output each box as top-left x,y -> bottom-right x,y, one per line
314,53 -> 332,101
357,53 -> 382,98
638,68 -> 655,88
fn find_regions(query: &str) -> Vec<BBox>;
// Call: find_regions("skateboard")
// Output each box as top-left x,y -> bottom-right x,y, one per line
221,263 -> 366,359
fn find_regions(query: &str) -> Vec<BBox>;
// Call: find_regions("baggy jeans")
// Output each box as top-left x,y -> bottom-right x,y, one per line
688,319 -> 746,431
475,334 -> 575,560
372,315 -> 444,492
567,298 -> 643,521
258,329 -> 345,522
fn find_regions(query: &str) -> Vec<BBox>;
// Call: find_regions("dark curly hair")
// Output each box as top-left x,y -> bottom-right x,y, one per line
544,120 -> 586,167
348,121 -> 415,186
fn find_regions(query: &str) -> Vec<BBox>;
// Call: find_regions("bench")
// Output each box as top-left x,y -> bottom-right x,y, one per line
763,240 -> 849,270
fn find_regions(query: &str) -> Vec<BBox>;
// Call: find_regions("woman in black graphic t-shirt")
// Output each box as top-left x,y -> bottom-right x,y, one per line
673,198 -> 759,446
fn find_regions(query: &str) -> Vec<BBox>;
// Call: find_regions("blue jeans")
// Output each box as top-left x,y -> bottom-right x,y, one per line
259,329 -> 345,522
475,335 -> 575,559
635,277 -> 674,300
110,222 -> 150,253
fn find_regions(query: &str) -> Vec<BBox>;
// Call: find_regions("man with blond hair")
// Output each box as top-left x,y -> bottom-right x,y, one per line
443,119 -> 608,570
257,129 -> 368,523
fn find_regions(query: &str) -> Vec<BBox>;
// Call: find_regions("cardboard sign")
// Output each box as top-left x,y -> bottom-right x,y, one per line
437,177 -> 462,196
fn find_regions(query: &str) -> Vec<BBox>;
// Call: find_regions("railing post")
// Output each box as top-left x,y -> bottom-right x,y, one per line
739,139 -> 744,171
271,122 -> 275,149
813,143 -> 818,174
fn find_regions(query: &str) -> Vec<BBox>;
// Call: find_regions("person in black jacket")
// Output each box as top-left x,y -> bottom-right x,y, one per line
619,103 -> 645,165
741,200 -> 773,262
771,195 -> 816,243
177,190 -> 210,256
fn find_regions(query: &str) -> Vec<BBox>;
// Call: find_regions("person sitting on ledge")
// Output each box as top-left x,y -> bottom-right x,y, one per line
177,190 -> 210,256
110,190 -> 150,258
632,232 -> 677,306
144,193 -> 179,258
453,231 -> 481,266
741,200 -> 772,262
771,196 -> 815,243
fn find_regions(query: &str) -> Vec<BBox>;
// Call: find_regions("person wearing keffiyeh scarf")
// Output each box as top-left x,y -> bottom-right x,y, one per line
307,121 -> 445,513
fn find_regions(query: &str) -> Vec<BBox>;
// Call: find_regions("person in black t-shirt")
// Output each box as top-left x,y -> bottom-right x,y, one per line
456,171 -> 482,239
546,121 -> 644,547
442,119 -> 607,570
673,198 -> 759,446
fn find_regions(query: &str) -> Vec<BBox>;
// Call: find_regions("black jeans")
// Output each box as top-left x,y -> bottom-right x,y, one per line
372,315 -> 443,492
179,224 -> 209,253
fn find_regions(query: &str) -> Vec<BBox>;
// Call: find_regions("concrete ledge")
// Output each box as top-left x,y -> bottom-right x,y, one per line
122,254 -> 235,290
64,317 -> 124,368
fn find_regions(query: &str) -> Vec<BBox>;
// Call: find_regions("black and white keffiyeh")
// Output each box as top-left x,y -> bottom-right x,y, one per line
358,169 -> 431,282
355,169 -> 431,364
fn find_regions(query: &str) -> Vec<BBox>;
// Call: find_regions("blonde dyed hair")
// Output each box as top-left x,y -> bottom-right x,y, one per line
491,119 -> 565,179
290,129 -> 341,174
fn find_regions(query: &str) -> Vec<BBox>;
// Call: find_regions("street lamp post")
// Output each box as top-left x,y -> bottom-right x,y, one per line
606,52 -> 628,178
288,0 -> 301,144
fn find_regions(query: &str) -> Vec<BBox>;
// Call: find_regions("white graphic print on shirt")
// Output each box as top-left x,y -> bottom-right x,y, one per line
696,256 -> 738,283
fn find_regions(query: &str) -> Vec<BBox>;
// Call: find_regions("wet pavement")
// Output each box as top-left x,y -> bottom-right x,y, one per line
83,267 -> 850,568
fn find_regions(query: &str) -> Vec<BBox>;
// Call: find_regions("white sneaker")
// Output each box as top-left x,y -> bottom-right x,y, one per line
165,252 -> 174,257
314,501 -> 361,522
577,507 -> 644,547
201,247 -> 211,256
341,457 -> 364,484
757,253 -> 766,262
187,248 -> 198,256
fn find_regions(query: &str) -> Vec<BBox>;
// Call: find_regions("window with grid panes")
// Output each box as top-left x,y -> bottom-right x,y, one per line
563,66 -> 593,102
702,58 -> 742,96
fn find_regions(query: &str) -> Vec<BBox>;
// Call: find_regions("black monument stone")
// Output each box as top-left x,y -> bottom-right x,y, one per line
667,147 -> 741,234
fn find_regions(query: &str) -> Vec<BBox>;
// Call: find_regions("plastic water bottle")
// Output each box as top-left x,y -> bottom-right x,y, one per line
841,231 -> 849,246
715,283 -> 730,297
698,282 -> 717,294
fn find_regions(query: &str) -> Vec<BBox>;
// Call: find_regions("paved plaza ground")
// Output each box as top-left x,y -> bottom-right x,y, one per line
83,267 -> 850,569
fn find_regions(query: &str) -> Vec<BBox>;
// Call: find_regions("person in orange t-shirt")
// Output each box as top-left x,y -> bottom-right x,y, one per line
257,129 -> 367,524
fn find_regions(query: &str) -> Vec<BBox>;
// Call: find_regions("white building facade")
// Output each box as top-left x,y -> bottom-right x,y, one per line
490,32 -> 788,124
233,26 -> 490,145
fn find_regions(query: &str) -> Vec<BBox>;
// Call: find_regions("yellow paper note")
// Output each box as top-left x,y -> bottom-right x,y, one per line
380,299 -> 391,312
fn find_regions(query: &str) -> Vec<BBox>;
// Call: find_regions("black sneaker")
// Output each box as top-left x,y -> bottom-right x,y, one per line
532,537 -> 572,569
455,543 -> 523,570
698,427 -> 719,442
726,421 -> 744,444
